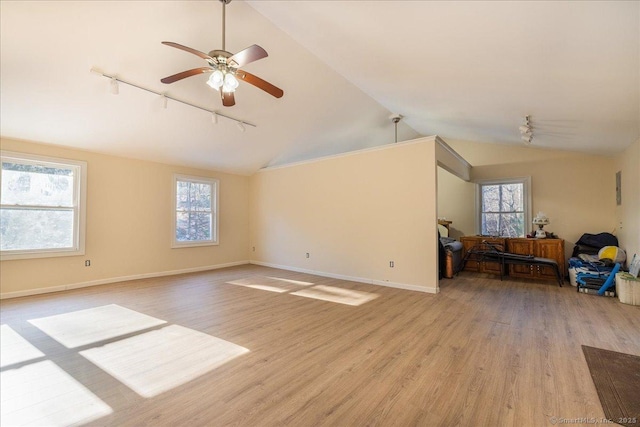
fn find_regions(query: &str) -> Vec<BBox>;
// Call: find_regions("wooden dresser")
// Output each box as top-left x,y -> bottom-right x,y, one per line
460,236 -> 565,283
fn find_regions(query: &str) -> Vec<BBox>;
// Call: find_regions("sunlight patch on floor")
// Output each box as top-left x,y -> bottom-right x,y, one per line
0,360 -> 112,426
291,285 -> 379,306
79,325 -> 249,398
28,304 -> 167,348
227,276 -> 379,306
0,325 -> 45,368
227,275 -> 313,293
265,276 -> 314,286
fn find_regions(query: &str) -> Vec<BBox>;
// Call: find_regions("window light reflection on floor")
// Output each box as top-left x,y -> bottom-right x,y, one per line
226,276 -> 379,306
227,275 -> 313,293
0,360 -> 112,426
0,325 -> 45,368
291,285 -> 379,306
264,276 -> 314,286
28,304 -> 167,348
80,325 -> 249,398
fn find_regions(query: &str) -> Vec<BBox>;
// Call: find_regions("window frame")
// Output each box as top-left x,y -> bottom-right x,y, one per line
0,150 -> 87,260
172,174 -> 219,248
475,176 -> 532,238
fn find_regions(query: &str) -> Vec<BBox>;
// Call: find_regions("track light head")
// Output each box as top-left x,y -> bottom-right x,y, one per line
109,77 -> 119,95
212,112 -> 218,124
519,115 -> 533,144
237,121 -> 245,132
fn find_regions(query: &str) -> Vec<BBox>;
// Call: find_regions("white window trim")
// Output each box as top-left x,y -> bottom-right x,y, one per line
172,174 -> 219,248
0,150 -> 87,261
475,176 -> 532,237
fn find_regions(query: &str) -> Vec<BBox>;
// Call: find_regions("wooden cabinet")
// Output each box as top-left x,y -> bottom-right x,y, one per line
509,238 -> 565,282
460,236 -> 565,283
460,236 -> 507,274
506,239 -> 535,278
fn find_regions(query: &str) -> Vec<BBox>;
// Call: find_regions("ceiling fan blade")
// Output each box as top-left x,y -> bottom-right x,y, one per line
237,71 -> 284,98
161,67 -> 212,84
162,41 -> 216,62
222,91 -> 236,107
228,45 -> 268,68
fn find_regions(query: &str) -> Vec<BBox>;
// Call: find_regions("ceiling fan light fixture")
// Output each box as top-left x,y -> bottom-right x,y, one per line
207,70 -> 224,91
222,73 -> 239,93
160,0 -> 283,107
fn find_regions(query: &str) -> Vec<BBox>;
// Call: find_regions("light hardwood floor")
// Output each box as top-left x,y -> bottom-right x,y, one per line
1,265 -> 639,426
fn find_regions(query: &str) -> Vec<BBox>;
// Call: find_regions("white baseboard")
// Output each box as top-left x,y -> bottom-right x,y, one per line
0,260 -> 250,299
1,260 -> 439,299
249,260 -> 438,294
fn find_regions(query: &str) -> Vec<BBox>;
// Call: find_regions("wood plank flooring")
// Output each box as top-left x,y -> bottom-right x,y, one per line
1,265 -> 639,426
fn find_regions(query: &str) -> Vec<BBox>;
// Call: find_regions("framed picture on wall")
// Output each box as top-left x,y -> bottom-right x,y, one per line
616,171 -> 622,205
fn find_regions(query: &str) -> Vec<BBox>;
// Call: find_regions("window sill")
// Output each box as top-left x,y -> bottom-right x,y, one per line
1,248 -> 85,261
171,241 -> 219,249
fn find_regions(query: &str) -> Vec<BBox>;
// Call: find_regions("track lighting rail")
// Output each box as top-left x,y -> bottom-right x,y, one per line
90,67 -> 256,128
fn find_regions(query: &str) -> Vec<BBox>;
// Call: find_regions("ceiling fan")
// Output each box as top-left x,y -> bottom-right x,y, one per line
160,0 -> 283,107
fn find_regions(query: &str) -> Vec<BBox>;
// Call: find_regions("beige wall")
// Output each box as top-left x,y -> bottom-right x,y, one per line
0,138 -> 250,297
614,138 -> 640,265
445,139 -> 619,261
250,138 -> 440,292
4,135 -> 630,298
437,167 -> 476,239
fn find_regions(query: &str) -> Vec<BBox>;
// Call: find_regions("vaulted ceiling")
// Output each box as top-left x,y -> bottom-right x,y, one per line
1,1 -> 638,174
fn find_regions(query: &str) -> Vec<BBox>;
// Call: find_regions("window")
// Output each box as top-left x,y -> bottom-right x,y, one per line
477,177 -> 531,237
172,174 -> 218,247
0,151 -> 87,260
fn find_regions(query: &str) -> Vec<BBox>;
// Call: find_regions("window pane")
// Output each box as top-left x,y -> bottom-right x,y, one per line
481,213 -> 500,236
499,183 -> 523,212
176,212 -> 212,242
481,185 -> 500,212
499,213 -> 525,237
0,209 -> 74,250
1,163 -> 74,207
176,181 -> 211,212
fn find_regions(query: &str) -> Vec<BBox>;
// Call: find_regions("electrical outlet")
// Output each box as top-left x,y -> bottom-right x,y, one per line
85,260 -> 91,267
390,261 -> 394,268
306,253 -> 310,258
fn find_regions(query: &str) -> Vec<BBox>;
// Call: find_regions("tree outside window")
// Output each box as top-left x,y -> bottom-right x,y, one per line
478,178 -> 530,238
173,175 -> 218,247
0,151 -> 86,260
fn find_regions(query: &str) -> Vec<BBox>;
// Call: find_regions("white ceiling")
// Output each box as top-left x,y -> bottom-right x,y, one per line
1,1 -> 638,175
